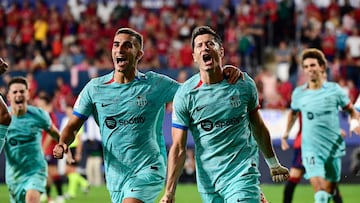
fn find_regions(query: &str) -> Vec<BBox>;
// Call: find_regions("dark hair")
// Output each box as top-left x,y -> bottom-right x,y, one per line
191,26 -> 222,50
8,76 -> 28,90
301,48 -> 328,69
38,93 -> 52,104
115,28 -> 143,49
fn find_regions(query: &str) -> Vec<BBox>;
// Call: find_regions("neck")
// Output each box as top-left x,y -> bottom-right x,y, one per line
113,68 -> 137,84
308,79 -> 323,90
200,66 -> 224,84
12,107 -> 27,116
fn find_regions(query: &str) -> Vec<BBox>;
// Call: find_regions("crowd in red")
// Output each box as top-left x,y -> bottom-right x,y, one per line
0,0 -> 359,112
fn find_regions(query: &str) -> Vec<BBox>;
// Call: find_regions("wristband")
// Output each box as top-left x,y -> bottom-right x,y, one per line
350,119 -> 360,131
265,156 -> 280,169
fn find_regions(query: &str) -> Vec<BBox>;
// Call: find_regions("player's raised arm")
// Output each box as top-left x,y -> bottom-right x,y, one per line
249,110 -> 290,182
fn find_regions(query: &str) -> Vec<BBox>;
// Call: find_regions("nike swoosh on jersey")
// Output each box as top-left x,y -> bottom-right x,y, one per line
195,105 -> 207,111
101,103 -> 112,107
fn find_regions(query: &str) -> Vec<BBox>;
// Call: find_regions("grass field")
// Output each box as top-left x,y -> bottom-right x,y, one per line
0,183 -> 359,203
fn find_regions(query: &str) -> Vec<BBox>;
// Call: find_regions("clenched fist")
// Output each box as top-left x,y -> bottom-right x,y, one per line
270,165 -> 290,182
53,143 -> 68,159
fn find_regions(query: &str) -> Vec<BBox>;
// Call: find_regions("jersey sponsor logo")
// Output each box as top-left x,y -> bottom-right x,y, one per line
104,116 -> 145,129
200,115 -> 243,131
201,119 -> 213,131
306,111 -> 331,120
136,95 -> 147,107
105,117 -> 117,129
119,116 -> 145,125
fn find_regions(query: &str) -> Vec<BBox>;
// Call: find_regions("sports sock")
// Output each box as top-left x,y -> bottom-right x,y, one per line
53,176 -> 64,196
67,173 -> 78,197
283,178 -> 299,203
333,187 -> 343,203
315,190 -> 331,203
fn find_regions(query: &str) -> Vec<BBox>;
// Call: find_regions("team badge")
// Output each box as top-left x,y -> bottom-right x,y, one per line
136,95 -> 147,107
230,95 -> 241,108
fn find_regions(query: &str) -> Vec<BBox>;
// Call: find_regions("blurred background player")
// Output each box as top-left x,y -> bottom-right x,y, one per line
4,76 -> 61,203
60,104 -> 89,199
36,93 -> 66,203
281,69 -> 344,203
282,48 -> 360,203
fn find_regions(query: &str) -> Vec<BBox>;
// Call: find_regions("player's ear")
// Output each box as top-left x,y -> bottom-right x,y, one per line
136,50 -> 144,60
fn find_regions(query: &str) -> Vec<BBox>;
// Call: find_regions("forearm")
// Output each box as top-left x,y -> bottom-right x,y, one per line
60,126 -> 77,146
164,144 -> 187,194
252,121 -> 275,159
283,110 -> 298,139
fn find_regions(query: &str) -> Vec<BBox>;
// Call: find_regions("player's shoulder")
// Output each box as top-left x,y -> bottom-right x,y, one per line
322,81 -> 340,89
179,73 -> 201,91
86,71 -> 114,87
292,83 -> 307,94
26,105 -> 47,117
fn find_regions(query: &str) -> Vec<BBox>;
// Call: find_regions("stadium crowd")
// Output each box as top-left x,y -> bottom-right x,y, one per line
0,0 -> 359,112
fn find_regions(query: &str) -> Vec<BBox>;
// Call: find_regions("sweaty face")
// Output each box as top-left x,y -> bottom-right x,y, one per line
192,34 -> 223,71
112,33 -> 142,73
7,83 -> 29,112
302,58 -> 324,82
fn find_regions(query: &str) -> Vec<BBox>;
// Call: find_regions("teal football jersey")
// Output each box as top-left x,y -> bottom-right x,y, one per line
172,73 -> 260,193
291,82 -> 349,158
73,71 -> 179,191
5,105 -> 51,185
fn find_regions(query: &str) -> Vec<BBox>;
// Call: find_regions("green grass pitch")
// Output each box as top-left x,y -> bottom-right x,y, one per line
0,183 -> 359,202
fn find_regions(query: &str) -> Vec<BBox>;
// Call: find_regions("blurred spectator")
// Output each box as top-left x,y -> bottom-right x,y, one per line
275,40 -> 291,82
97,0 -> 116,24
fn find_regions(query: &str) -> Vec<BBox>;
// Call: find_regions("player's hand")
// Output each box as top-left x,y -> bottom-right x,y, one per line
53,143 -> 68,159
350,118 -> 360,136
159,192 -> 175,203
281,136 -> 290,151
270,165 -> 290,182
223,65 -> 244,84
0,58 -> 8,75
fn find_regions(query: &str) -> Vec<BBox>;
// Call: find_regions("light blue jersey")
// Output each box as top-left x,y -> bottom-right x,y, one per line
73,71 -> 179,193
291,82 -> 349,159
172,73 -> 260,193
4,105 -> 51,202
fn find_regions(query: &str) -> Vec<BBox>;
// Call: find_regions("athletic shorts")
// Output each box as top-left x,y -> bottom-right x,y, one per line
302,151 -> 341,182
200,174 -> 260,203
8,173 -> 46,203
45,154 -> 58,165
109,172 -> 165,203
291,148 -> 305,170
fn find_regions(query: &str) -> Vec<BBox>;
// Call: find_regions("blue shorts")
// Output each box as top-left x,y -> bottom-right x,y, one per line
200,174 -> 260,203
291,148 -> 305,170
45,154 -> 58,165
8,173 -> 46,203
302,151 -> 341,182
109,172 -> 164,203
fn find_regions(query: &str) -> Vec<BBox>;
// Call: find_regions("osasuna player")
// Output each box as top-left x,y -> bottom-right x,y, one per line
282,48 -> 360,203
53,27 -> 242,203
4,77 -> 61,203
0,58 -> 11,151
160,26 -> 289,203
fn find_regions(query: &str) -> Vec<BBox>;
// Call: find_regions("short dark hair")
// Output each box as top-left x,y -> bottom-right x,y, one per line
301,48 -> 328,69
191,26 -> 222,50
115,27 -> 143,49
8,76 -> 28,90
